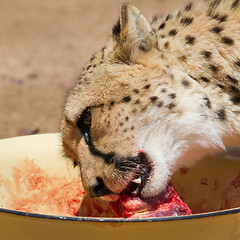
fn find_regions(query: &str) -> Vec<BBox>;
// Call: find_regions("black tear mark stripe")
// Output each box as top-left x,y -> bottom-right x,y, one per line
83,132 -> 115,164
83,132 -> 136,171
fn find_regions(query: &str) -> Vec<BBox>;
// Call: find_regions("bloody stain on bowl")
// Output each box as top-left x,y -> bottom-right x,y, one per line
1,158 -> 84,216
221,171 -> 240,210
0,158 -> 115,217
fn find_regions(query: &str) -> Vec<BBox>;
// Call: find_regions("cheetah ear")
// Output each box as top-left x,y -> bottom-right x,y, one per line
111,3 -> 155,63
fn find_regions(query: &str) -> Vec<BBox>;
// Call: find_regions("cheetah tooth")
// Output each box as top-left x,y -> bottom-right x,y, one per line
131,189 -> 139,194
132,178 -> 141,185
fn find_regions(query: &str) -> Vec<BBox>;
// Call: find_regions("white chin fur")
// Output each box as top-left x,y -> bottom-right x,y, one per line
137,107 -> 226,197
140,173 -> 170,198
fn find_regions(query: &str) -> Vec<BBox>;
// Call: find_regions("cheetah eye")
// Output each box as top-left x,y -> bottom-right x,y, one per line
77,107 -> 91,143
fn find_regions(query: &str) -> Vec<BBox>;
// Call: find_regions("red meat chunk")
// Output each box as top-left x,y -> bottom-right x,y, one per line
110,183 -> 192,218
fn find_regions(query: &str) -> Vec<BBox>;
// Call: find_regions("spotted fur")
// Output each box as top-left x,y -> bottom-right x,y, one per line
61,0 -> 240,199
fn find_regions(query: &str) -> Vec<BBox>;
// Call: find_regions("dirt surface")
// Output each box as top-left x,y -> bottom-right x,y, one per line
0,0 -> 195,139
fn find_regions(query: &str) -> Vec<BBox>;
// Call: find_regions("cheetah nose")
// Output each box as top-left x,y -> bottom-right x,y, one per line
89,177 -> 113,198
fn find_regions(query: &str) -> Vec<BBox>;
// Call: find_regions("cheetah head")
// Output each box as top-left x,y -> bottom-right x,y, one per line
61,3 -> 224,200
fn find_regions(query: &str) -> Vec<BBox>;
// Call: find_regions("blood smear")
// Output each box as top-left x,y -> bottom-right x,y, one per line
2,158 -> 84,216
2,158 -> 115,217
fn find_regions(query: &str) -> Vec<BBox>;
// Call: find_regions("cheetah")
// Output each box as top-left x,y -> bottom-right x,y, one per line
61,0 -> 240,200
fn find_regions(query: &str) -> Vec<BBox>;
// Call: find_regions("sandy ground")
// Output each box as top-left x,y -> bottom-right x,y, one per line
0,0 -> 195,139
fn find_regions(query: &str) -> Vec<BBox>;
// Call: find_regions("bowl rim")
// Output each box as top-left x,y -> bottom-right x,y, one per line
1,207 -> 240,222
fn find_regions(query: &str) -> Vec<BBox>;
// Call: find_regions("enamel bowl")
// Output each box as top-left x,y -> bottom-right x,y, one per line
1,133 -> 240,240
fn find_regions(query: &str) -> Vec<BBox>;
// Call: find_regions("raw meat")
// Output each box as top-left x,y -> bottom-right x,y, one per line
110,183 -> 192,218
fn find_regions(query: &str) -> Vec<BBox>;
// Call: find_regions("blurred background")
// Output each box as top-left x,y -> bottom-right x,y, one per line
0,0 -> 195,139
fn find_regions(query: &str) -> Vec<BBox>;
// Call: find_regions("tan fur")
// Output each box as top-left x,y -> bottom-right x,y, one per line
61,0 -> 240,198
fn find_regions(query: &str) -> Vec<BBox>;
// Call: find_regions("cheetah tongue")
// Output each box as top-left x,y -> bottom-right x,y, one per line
109,182 -> 192,218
